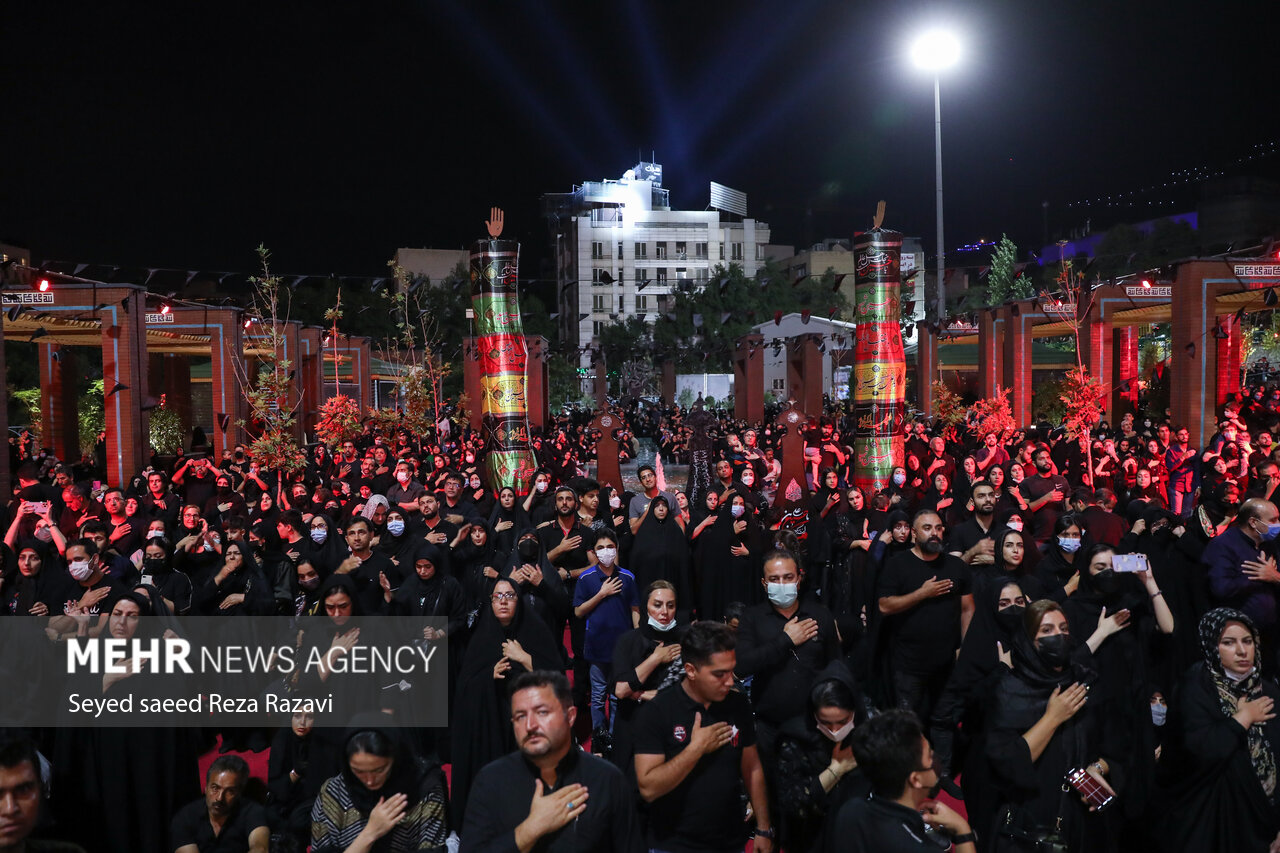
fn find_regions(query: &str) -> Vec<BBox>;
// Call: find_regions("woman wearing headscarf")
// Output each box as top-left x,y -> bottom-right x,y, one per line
1059,542 -> 1175,847
628,495 -> 692,605
306,513 -> 349,577
981,600 -> 1130,852
501,529 -> 570,640
137,536 -> 192,615
692,493 -> 763,621
293,574 -> 388,727
929,578 -> 1030,832
190,538 -> 273,615
1030,514 -> 1087,602
449,577 -> 561,827
310,713 -> 450,853
775,661 -> 870,853
1155,608 -> 1280,852
487,486 -> 532,564
1,537 -> 74,620
377,508 -> 419,572
269,709 -> 341,850
920,471 -> 958,526
808,468 -> 847,580
450,522 -> 499,623
609,580 -> 687,777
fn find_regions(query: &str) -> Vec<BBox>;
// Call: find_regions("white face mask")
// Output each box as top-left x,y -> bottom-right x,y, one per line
741,473 -> 754,486
310,528 -> 327,544
1007,519 -> 1023,532
595,547 -> 616,567
767,581 -> 798,608
68,560 -> 93,581
1150,702 -> 1167,726
535,481 -> 549,493
396,472 -> 410,484
817,718 -> 855,742
610,495 -> 622,509
730,504 -> 745,518
647,614 -> 677,632
387,519 -> 405,536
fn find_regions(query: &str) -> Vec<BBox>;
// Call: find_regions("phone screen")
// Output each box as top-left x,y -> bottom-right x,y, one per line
1112,554 -> 1149,573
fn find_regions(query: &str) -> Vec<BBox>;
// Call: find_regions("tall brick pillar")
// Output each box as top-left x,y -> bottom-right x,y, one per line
1216,313 -> 1242,407
977,312 -> 1003,398
526,335 -> 550,430
39,344 -> 81,461
1169,260 -> 1238,447
1083,311 -> 1113,422
1001,301 -> 1043,427
786,334 -> 823,415
299,327 -> 325,437
206,309 -> 247,459
916,328 -> 938,415
276,322 -> 305,443
734,333 -> 764,423
661,361 -> 676,405
101,288 -> 151,486
464,337 -> 483,431
1113,326 -> 1139,419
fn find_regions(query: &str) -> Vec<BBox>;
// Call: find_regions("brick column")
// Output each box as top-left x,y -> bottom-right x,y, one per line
39,344 -> 81,462
0,307 -> 9,496
1170,261 -> 1233,447
101,288 -> 151,487
1216,313 -> 1242,407
916,328 -> 938,415
734,333 -> 764,423
1113,326 -> 1139,419
278,322 -> 305,443
1001,302 -> 1040,427
526,335 -> 550,430
661,361 -> 676,405
977,312 -> 1002,398
464,336 -> 483,431
785,334 -> 823,416
298,327 -> 325,437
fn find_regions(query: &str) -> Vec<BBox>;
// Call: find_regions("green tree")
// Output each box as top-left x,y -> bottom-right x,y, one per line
986,235 -> 1030,304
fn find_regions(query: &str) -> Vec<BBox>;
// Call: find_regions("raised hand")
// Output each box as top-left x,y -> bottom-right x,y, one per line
486,207 -> 505,238
1046,682 -> 1089,724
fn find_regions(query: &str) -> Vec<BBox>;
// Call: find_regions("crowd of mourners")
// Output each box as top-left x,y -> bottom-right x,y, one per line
5,385 -> 1280,853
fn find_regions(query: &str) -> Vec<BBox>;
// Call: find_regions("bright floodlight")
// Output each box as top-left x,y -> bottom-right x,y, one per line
910,30 -> 961,71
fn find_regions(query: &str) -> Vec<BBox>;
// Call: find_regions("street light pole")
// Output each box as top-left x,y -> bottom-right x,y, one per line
932,72 -> 945,325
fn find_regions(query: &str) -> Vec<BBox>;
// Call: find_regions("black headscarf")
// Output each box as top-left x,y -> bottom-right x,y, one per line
630,495 -> 692,603
339,713 -> 435,815
1198,608 -> 1277,796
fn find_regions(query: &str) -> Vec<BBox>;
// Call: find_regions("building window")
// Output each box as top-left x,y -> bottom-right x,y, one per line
592,294 -> 612,313
656,242 -> 667,260
636,269 -> 646,285
592,268 -> 607,284
675,241 -> 687,260
719,242 -> 725,260
656,269 -> 668,284
635,242 -> 647,259
732,242 -> 743,260
591,241 -> 604,259
696,242 -> 708,259
756,244 -> 764,260
617,242 -> 623,260
675,268 -> 687,284
696,269 -> 709,283
592,321 -> 606,337
636,294 -> 649,312
772,378 -> 786,390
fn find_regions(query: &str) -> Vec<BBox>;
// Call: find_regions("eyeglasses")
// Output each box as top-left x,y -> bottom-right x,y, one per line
491,592 -> 518,602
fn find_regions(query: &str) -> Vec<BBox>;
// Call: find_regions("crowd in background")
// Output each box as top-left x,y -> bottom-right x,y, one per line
4,384 -> 1280,852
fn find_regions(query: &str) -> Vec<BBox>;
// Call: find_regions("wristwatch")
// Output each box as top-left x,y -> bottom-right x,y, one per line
952,831 -> 976,844
753,827 -> 776,840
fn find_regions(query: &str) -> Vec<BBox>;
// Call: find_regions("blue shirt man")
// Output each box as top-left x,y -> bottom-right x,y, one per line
1203,498 -> 1280,630
572,532 -> 639,733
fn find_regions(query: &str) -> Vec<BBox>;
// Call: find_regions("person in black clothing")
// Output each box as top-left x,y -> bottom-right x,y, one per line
827,709 -> 976,853
335,517 -> 397,614
947,479 -> 998,566
876,510 -> 974,725
610,579 -> 686,777
1155,607 -> 1280,852
1022,444 -> 1071,546
460,671 -> 641,852
634,620 -> 775,853
170,755 -> 270,853
266,710 -> 341,849
1030,514 -> 1086,602
775,661 -> 871,853
735,549 -> 840,849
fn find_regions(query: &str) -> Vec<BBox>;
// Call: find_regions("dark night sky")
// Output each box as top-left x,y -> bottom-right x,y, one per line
4,0 -> 1278,280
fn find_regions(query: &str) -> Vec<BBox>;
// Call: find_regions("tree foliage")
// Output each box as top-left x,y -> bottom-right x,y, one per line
650,260 -> 847,373
986,235 -> 1031,304
967,386 -> 1016,440
931,380 -> 966,441
1059,367 -> 1106,439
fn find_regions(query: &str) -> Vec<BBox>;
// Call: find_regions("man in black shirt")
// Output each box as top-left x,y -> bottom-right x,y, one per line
1072,488 -> 1126,547
876,510 -> 973,725
460,671 -> 640,853
539,486 -> 598,733
1022,444 -> 1070,546
634,621 -> 775,853
946,480 -> 997,565
334,518 -> 397,613
828,710 -> 976,853
171,755 -> 270,853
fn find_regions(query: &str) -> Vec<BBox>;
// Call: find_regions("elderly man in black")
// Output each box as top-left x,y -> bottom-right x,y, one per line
459,671 -> 639,853
170,756 -> 270,853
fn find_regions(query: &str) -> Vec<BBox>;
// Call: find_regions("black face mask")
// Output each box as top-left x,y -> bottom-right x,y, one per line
143,557 -> 167,573
995,604 -> 1025,634
217,486 -> 231,496
1092,568 -> 1123,597
1036,633 -> 1072,669
517,539 -> 540,561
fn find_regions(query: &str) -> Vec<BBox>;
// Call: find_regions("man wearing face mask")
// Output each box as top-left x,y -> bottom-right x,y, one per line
1203,499 -> 1280,658
1023,444 -> 1071,546
736,550 -> 840,847
45,539 -> 123,639
385,461 -> 425,516
573,532 -> 640,750
877,510 -> 974,726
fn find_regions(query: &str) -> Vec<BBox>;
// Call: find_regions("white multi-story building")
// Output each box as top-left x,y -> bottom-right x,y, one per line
544,163 -> 772,373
